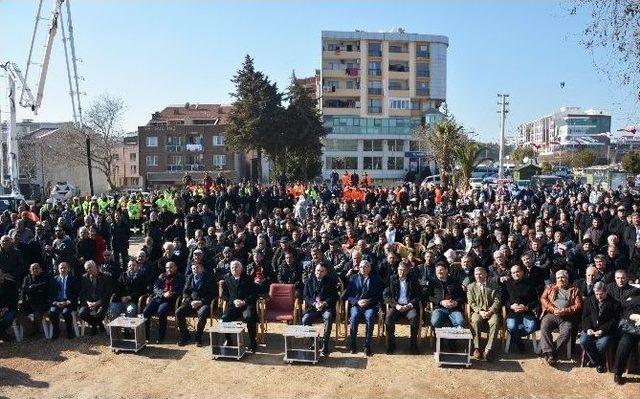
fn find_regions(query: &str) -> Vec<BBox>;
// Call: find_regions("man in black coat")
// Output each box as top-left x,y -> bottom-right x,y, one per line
302,263 -> 338,356
78,260 -> 112,335
573,266 -> 600,299
19,263 -> 50,327
176,263 -> 215,346
222,260 -> 258,352
384,262 -> 421,354
110,212 -> 130,272
579,281 -> 620,373
48,262 -> 78,339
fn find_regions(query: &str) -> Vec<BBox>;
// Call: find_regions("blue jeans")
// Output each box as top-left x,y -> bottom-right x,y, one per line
349,305 -> 377,348
579,332 -> 611,366
431,308 -> 464,328
142,299 -> 172,340
0,308 -> 17,331
506,313 -> 538,344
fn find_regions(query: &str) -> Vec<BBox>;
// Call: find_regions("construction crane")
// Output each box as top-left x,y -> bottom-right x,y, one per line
1,0 -> 92,197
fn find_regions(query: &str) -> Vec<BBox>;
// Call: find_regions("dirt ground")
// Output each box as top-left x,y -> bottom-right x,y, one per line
1,241 -> 638,399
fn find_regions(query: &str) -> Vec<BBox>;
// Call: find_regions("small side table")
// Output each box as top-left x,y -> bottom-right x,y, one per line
283,325 -> 319,364
434,327 -> 473,367
207,322 -> 246,360
107,316 -> 147,353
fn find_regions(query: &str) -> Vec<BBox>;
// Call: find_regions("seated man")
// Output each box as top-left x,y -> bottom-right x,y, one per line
428,262 -> 465,328
612,295 -> 640,385
176,262 -> 215,346
573,266 -> 600,299
384,262 -> 421,354
48,262 -> 78,339
78,260 -> 112,335
143,261 -> 185,343
345,260 -> 381,356
221,260 -> 258,352
505,264 -> 539,352
539,269 -> 583,364
302,263 -> 338,356
579,281 -> 620,373
467,267 -> 501,361
19,263 -> 50,330
0,267 -> 19,342
109,259 -> 147,319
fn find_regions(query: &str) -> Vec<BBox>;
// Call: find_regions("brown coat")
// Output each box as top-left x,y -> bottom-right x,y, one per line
540,283 -> 582,318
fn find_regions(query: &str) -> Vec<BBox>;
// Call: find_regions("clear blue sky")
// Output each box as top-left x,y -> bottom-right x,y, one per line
1,0 -> 637,142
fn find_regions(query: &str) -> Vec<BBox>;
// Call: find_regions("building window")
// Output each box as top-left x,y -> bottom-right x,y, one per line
326,156 -> 357,170
113,153 -> 120,161
212,135 -> 224,146
363,139 -> 383,151
368,99 -> 382,114
145,155 -> 158,166
368,42 -> 382,57
363,156 -> 382,170
389,98 -> 412,109
387,139 -> 404,152
417,44 -> 430,58
410,140 -> 421,151
167,155 -> 183,171
213,154 -> 227,167
130,165 -> 137,174
416,64 -> 429,77
387,156 -> 404,170
324,139 -> 358,151
146,136 -> 158,147
129,153 -> 136,162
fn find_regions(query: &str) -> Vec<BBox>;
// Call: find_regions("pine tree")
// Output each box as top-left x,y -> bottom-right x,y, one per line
279,71 -> 326,181
226,55 -> 283,181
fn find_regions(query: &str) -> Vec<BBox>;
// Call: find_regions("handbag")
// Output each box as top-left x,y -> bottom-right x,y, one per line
620,319 -> 640,336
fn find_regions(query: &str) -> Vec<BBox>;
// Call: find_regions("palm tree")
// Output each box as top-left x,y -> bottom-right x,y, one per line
414,117 -> 466,186
454,140 -> 482,190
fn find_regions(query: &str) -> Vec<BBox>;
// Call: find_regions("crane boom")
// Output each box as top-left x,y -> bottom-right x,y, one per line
25,0 -> 64,112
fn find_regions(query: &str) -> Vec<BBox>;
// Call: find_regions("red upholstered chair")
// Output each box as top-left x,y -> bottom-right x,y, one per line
258,283 -> 299,343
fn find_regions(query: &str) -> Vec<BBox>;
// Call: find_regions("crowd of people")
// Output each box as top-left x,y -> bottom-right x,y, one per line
1,169 -> 640,385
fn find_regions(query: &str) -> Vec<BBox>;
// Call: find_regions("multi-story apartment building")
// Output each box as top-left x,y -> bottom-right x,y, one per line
320,29 -> 448,180
138,103 -> 242,189
518,107 -> 611,154
112,133 -> 141,189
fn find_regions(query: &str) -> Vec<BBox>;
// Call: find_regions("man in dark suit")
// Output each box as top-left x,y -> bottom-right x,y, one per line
345,260 -> 381,356
623,211 -> 640,259
573,266 -> 600,299
78,260 -> 112,335
143,261 -> 185,343
384,262 -> 421,354
176,262 -> 215,346
48,262 -> 78,339
222,260 -> 258,352
302,263 -> 338,356
579,281 -> 620,373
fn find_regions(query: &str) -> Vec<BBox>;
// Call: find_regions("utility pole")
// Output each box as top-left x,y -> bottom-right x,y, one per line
497,93 -> 509,180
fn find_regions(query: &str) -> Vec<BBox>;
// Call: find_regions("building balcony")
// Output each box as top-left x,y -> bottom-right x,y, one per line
389,109 -> 412,117
322,50 -> 361,60
389,70 -> 410,80
389,52 -> 410,61
324,107 -> 361,116
368,106 -> 382,114
323,87 -> 360,97
368,69 -> 382,77
322,69 -> 348,78
368,50 -> 382,57
388,89 -> 410,97
368,88 -> 382,96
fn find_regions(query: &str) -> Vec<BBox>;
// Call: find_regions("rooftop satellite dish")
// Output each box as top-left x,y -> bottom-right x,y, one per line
523,156 -> 530,164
